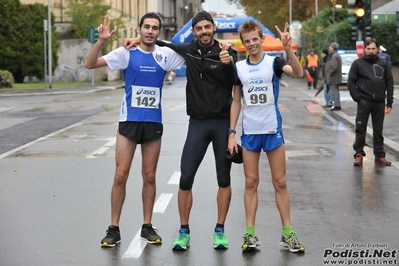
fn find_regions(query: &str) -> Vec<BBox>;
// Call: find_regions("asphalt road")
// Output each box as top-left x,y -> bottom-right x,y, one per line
0,77 -> 398,266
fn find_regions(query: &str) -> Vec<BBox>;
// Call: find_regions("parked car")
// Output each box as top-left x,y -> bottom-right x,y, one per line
340,53 -> 359,85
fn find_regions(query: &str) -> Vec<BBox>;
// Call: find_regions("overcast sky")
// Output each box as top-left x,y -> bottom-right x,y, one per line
201,0 -> 246,16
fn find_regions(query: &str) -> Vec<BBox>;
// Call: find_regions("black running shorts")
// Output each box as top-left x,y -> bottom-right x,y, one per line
118,122 -> 163,144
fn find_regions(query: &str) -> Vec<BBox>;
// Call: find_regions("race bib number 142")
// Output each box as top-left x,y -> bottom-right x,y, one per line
131,86 -> 160,109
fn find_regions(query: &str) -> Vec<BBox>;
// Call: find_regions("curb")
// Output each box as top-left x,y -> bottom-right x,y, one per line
0,84 -> 124,98
328,110 -> 399,156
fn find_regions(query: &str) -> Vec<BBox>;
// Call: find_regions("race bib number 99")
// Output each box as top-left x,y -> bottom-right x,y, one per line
243,83 -> 274,106
131,86 -> 160,109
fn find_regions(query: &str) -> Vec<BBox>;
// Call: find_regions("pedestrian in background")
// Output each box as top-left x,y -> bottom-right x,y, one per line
85,13 -> 185,248
320,49 -> 332,108
305,48 -> 319,90
378,45 -> 392,68
297,53 -> 306,78
325,42 -> 342,111
348,38 -> 394,166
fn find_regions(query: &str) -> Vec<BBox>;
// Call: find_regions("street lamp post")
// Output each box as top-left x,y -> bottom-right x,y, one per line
48,0 -> 52,89
289,0 -> 292,24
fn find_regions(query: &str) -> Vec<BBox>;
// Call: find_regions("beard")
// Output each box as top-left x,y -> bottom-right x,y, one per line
196,32 -> 214,47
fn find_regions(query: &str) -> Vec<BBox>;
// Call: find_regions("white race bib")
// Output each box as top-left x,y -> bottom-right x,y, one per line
131,86 -> 160,109
242,82 -> 274,106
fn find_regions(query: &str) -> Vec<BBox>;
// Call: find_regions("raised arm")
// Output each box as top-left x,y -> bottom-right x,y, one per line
276,22 -> 303,78
85,16 -> 116,69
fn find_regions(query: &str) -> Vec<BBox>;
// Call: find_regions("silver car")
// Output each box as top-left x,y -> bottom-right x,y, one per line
340,53 -> 359,84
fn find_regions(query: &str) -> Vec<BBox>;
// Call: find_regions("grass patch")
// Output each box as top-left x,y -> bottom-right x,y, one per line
12,81 -> 88,90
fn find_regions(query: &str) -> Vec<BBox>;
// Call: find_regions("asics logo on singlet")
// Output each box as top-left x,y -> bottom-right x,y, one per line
249,68 -> 260,73
136,88 -> 156,95
248,85 -> 269,92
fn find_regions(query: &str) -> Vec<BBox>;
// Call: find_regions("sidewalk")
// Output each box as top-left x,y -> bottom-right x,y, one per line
0,81 -> 125,97
284,76 -> 399,157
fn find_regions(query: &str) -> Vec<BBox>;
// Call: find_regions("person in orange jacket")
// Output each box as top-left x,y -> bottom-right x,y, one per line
305,48 -> 319,90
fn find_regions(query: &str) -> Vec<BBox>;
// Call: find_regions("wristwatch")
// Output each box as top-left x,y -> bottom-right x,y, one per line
228,128 -> 236,135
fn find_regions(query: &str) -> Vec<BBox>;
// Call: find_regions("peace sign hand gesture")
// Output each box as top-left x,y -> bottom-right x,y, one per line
275,22 -> 291,49
97,16 -> 116,41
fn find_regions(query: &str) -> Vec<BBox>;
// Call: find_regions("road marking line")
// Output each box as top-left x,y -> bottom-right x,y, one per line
0,122 -> 83,159
153,193 -> 173,213
122,194 -> 173,259
286,149 -> 320,161
72,134 -> 89,141
319,148 -> 332,156
122,229 -> 146,259
86,137 -> 116,158
167,171 -> 180,185
169,103 -> 186,111
0,107 -> 15,113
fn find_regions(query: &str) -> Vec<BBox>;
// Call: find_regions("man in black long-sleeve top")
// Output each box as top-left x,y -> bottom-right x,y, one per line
348,38 -> 394,166
124,11 -> 237,250
157,12 -> 237,250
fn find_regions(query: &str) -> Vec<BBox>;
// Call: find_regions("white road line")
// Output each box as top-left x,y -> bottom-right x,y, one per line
167,171 -> 180,185
319,148 -> 332,156
72,134 -> 89,141
286,149 -> 320,161
122,193 -> 173,259
391,161 -> 399,169
122,229 -> 147,259
153,193 -> 173,213
0,122 -> 83,159
169,103 -> 186,111
284,138 -> 292,144
86,137 -> 116,159
0,107 -> 15,113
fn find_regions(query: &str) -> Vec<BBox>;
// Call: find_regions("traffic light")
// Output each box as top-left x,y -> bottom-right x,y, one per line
347,0 -> 362,26
354,0 -> 366,27
363,0 -> 371,27
347,16 -> 356,25
364,26 -> 371,40
94,28 -> 99,42
351,26 -> 358,41
396,11 -> 399,35
88,26 -> 99,43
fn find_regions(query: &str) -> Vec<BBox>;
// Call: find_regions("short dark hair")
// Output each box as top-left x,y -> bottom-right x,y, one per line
192,11 -> 214,27
365,38 -> 379,48
139,12 -> 162,30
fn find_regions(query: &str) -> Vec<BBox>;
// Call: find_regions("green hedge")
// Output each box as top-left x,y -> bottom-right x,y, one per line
0,70 -> 15,88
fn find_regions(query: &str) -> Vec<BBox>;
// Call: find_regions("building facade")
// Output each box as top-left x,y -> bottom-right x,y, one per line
20,0 -> 204,81
20,0 -> 205,82
20,0 -> 204,41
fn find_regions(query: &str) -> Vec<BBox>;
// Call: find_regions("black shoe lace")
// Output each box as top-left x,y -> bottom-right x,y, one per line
145,225 -> 159,236
105,227 -> 118,238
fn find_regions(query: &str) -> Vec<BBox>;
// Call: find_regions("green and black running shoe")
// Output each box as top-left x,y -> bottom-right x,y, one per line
280,231 -> 305,253
213,227 -> 229,249
241,233 -> 261,252
172,228 -> 190,250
